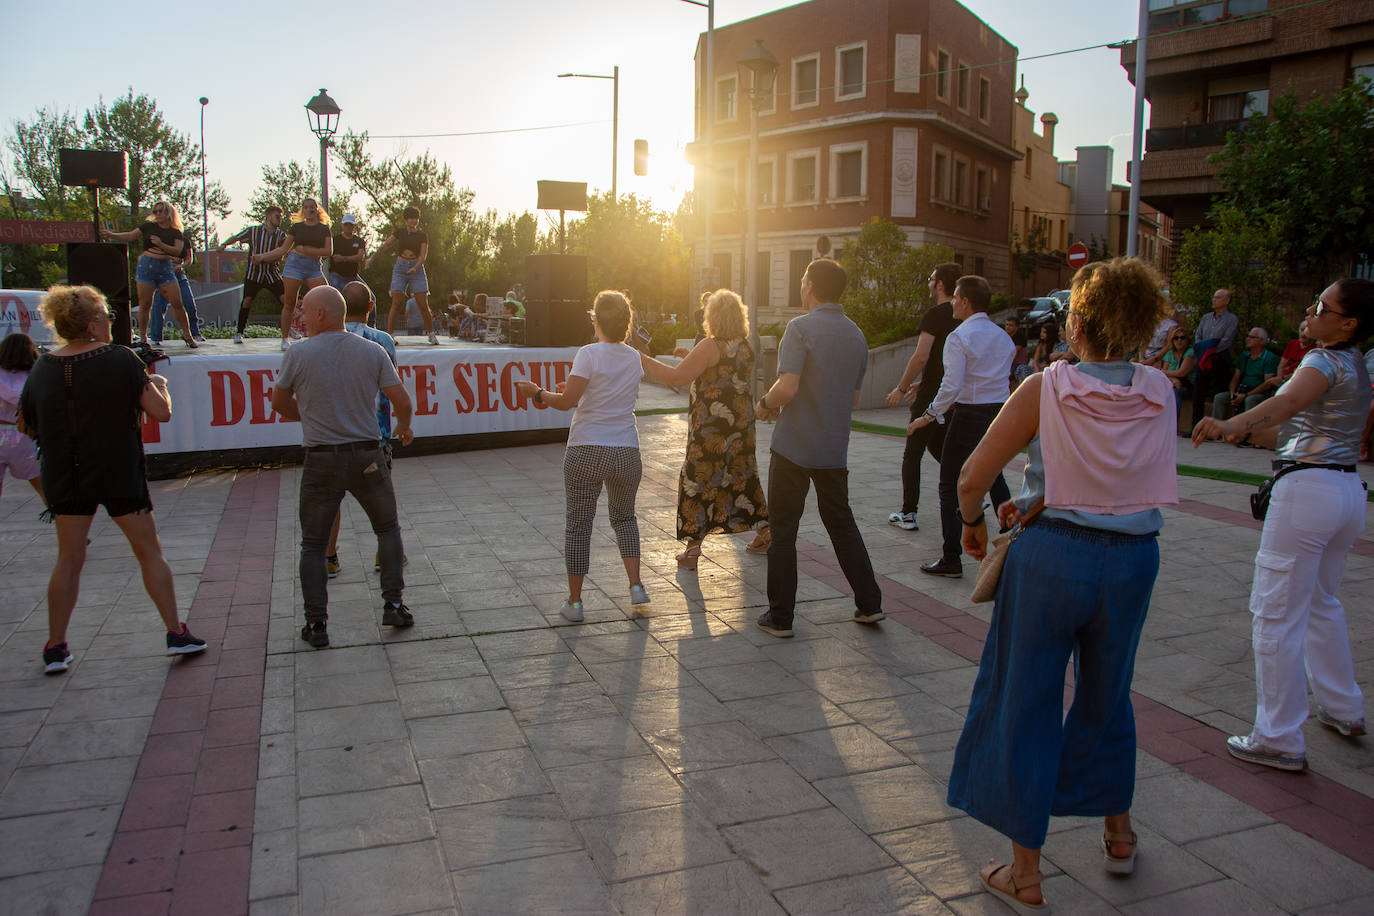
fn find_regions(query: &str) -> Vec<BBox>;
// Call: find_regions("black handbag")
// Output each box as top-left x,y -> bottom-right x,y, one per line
1251,461 -> 1358,520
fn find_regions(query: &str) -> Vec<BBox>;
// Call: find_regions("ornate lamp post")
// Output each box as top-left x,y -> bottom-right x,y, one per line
305,89 -> 341,212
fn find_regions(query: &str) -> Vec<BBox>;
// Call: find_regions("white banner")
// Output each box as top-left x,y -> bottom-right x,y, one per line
0,290 -> 56,344
142,346 -> 578,454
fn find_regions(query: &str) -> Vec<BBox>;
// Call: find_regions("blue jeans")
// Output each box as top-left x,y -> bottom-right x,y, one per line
765,450 -> 882,624
938,403 -> 1011,562
150,273 -> 201,340
298,443 -> 405,624
284,251 -> 324,281
947,519 -> 1160,848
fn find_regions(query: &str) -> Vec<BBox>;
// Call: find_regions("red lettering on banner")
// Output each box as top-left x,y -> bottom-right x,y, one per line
398,365 -> 438,416
209,371 -> 246,426
475,363 -> 499,413
500,362 -> 529,411
452,364 -> 476,414
247,369 -> 286,424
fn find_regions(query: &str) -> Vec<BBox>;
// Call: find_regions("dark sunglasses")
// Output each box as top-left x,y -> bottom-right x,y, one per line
1312,298 -> 1350,319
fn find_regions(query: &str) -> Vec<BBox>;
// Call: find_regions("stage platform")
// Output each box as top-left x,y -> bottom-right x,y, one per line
143,333 -> 581,477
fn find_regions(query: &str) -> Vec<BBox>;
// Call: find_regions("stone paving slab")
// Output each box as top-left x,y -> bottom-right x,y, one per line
2,398 -> 1374,914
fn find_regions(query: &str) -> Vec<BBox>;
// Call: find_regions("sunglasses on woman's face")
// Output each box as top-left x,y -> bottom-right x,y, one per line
1312,298 -> 1350,319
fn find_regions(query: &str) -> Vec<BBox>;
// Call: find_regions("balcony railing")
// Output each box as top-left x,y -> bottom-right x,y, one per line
1146,118 -> 1257,151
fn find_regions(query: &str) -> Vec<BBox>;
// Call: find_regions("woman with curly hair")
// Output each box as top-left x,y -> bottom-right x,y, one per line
19,286 -> 206,675
640,289 -> 769,570
947,258 -> 1177,912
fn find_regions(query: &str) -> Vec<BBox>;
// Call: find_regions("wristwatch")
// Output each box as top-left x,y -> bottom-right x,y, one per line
534,388 -> 544,404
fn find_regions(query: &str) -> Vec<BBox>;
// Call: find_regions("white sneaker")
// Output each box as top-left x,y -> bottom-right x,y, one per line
233,334 -> 244,344
887,511 -> 919,531
280,339 -> 290,351
428,332 -> 439,345
560,600 -> 584,622
630,584 -> 650,605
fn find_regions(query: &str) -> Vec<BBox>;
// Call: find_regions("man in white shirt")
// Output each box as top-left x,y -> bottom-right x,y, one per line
908,275 -> 1013,578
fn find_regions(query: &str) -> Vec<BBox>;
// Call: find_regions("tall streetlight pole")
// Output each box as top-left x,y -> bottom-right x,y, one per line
681,0 -> 713,294
739,40 -> 777,398
305,89 -> 341,212
198,97 -> 209,248
1127,0 -> 1148,259
557,68 -> 619,202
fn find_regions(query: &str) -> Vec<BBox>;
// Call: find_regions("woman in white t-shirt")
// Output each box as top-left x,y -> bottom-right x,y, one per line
515,291 -> 649,622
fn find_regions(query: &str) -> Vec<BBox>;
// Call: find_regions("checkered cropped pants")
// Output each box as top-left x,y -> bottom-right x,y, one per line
563,445 -> 642,576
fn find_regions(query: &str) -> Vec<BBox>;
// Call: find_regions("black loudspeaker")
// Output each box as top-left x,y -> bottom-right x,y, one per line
525,300 -> 590,348
525,254 -> 588,301
536,180 -> 588,212
67,242 -> 132,344
59,148 -> 128,188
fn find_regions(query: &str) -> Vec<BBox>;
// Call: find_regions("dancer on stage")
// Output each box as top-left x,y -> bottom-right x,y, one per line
329,214 -> 367,292
257,198 -> 333,351
366,206 -> 438,344
219,206 -> 288,345
99,201 -> 197,348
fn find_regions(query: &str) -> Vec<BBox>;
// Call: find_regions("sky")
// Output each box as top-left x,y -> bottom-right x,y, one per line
2,0 -> 1144,237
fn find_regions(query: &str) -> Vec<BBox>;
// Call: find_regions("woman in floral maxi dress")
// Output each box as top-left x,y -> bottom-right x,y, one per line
641,289 -> 768,569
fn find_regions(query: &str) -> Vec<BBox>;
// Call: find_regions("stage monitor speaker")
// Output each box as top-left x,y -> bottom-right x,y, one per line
536,180 -> 588,212
67,242 -> 132,344
524,300 -> 590,348
59,148 -> 128,189
525,254 -> 587,302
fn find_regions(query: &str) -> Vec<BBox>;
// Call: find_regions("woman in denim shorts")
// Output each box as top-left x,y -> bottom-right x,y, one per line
257,198 -> 333,350
99,202 -> 198,348
366,205 -> 438,344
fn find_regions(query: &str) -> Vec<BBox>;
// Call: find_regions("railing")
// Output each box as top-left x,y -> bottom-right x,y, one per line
1145,118 -> 1257,151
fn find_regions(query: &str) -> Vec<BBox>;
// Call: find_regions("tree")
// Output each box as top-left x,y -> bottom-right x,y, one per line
1212,81 -> 1374,286
562,192 -> 690,316
84,89 -> 231,244
246,160 -> 351,228
838,220 -> 953,346
2,107 -> 88,220
1171,204 -> 1289,338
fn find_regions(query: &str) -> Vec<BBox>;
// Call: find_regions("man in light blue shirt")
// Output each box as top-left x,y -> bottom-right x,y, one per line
753,258 -> 883,637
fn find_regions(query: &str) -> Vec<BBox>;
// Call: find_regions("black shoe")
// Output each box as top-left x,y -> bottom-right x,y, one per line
381,602 -> 414,627
919,557 -> 963,578
42,642 -> 73,675
166,624 -> 208,655
755,610 -> 794,638
300,621 -> 329,648
854,610 -> 886,624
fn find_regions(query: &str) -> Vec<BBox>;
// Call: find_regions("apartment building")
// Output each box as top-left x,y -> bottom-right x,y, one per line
1122,0 -> 1374,243
691,0 -> 1020,321
1009,83 -> 1070,257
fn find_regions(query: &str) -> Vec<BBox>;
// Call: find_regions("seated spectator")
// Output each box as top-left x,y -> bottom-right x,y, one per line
404,296 -> 424,335
1005,316 -> 1032,387
463,293 -> 488,339
447,293 -> 464,338
1275,320 -> 1316,383
1159,325 -> 1197,433
1212,327 -> 1279,420
1031,321 -> 1073,372
1142,311 -> 1179,363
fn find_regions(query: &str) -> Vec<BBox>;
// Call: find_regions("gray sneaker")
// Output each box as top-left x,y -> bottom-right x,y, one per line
1315,706 -> 1367,737
560,600 -> 584,622
629,584 -> 650,605
1226,734 -> 1305,771
887,511 -> 918,531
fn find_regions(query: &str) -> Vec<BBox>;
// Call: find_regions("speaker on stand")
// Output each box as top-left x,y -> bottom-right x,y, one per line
67,243 -> 131,345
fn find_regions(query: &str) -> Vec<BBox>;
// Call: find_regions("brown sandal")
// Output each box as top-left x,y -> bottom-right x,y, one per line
745,528 -> 771,554
1103,829 -> 1138,875
979,863 -> 1048,914
676,543 -> 703,571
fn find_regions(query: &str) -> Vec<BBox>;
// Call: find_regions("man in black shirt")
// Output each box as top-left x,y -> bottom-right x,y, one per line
219,206 -> 287,345
882,262 -> 962,532
329,214 -> 367,292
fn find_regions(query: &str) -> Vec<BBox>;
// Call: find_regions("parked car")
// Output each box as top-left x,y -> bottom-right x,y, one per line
1048,289 -> 1070,307
1023,296 -> 1066,329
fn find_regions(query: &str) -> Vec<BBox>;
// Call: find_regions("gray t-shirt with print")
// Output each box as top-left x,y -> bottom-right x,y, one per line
275,331 -> 402,446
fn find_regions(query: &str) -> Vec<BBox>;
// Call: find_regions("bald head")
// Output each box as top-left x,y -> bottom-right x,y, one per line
342,281 -> 374,321
302,285 -> 346,336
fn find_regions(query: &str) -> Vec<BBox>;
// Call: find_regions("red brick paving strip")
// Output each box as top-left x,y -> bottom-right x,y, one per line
797,505 -> 1374,871
90,471 -> 280,916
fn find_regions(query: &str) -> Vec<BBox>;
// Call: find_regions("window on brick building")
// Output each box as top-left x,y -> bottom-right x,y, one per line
793,55 -> 819,108
957,64 -> 970,110
836,43 -> 867,100
716,76 -> 737,121
936,49 -> 951,101
788,152 -> 819,203
932,147 -> 950,202
954,158 -> 969,207
830,144 -> 866,199
975,166 -> 990,211
979,76 -> 992,121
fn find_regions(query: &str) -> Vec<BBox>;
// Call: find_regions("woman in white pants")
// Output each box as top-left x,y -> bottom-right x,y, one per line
1193,278 -> 1372,771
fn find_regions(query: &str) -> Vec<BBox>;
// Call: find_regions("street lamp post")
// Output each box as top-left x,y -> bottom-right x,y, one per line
198,97 -> 209,248
305,89 -> 341,212
739,39 -> 777,396
557,68 -> 619,202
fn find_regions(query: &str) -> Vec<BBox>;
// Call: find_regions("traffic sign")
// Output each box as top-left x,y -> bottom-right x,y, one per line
1066,242 -> 1089,269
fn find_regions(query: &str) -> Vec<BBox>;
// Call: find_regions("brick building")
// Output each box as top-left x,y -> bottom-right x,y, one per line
1122,0 -> 1374,248
1007,82 -> 1071,300
691,0 -> 1020,322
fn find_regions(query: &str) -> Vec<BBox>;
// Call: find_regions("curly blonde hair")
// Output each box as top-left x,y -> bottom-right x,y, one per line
1069,258 -> 1171,358
41,285 -> 109,343
149,200 -> 183,231
592,290 -> 634,342
703,289 -> 749,341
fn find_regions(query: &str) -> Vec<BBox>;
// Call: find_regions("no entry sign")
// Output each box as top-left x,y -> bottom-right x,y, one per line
1066,242 -> 1089,269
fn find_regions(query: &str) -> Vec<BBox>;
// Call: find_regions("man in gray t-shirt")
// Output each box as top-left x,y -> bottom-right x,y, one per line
271,286 -> 415,647
753,258 -> 882,638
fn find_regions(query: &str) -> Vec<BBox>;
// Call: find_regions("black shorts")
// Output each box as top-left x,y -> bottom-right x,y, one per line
49,490 -> 154,518
243,277 -> 285,302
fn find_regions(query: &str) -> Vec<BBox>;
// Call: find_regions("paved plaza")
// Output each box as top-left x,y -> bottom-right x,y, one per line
1,383 -> 1373,915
